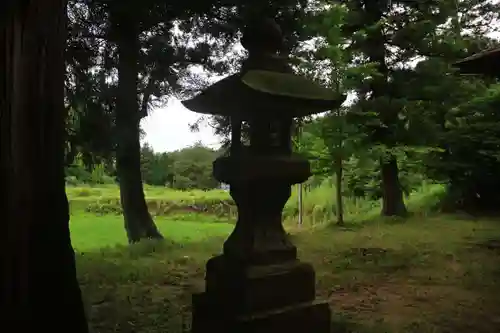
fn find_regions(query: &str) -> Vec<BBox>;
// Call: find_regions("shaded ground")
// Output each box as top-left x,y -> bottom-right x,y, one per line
298,215 -> 500,332
76,214 -> 500,333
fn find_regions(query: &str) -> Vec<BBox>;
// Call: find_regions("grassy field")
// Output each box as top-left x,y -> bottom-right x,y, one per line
70,213 -> 233,250
67,181 -> 444,224
69,184 -> 500,333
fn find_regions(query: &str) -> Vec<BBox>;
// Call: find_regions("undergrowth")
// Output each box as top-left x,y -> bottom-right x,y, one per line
68,181 -> 446,224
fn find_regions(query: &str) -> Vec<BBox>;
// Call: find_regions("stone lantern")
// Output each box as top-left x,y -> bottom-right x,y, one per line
182,18 -> 345,333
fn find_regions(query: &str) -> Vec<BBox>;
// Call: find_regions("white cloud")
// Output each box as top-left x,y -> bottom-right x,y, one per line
141,70 -> 230,153
140,98 -> 220,153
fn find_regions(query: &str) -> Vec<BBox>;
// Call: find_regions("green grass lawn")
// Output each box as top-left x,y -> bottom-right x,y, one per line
75,211 -> 500,333
70,212 -> 233,251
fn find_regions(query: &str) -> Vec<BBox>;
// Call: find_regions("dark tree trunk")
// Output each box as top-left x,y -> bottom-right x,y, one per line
334,108 -> 345,226
113,14 -> 163,243
380,156 -> 407,217
364,0 -> 408,217
0,1 -> 88,331
334,155 -> 344,226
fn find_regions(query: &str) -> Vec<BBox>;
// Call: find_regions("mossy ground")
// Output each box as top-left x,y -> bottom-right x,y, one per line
69,185 -> 500,333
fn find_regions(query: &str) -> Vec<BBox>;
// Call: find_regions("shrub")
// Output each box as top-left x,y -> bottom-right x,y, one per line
84,197 -> 237,218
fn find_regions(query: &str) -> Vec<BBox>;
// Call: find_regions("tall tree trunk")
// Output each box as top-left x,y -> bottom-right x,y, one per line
334,108 -> 345,226
0,1 -> 88,331
334,155 -> 344,226
364,0 -> 407,217
113,14 -> 163,243
380,156 -> 407,216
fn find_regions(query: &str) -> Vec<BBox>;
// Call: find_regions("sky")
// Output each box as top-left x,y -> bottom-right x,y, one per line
140,98 -> 220,152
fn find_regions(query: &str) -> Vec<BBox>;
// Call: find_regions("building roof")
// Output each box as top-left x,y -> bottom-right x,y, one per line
454,47 -> 500,76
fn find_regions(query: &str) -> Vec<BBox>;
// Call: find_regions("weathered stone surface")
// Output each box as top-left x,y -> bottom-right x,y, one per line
192,257 -> 331,333
213,155 -> 311,185
204,257 -> 316,313
192,298 -> 331,333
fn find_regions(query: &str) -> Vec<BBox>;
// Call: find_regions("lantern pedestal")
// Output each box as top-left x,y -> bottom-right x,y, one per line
191,155 -> 331,333
192,260 -> 331,333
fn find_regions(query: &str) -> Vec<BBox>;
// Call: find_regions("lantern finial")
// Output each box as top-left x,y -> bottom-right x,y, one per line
241,18 -> 283,55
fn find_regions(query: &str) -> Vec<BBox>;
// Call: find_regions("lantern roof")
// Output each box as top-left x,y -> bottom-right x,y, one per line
453,47 -> 500,76
181,18 -> 346,120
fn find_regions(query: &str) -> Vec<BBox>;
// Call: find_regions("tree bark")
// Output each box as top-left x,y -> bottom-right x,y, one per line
113,14 -> 163,243
0,1 -> 88,330
380,156 -> 407,216
334,108 -> 345,226
334,155 -> 344,225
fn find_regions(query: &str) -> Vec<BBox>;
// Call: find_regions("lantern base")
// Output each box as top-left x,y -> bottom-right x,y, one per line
191,255 -> 331,333
192,296 -> 331,333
